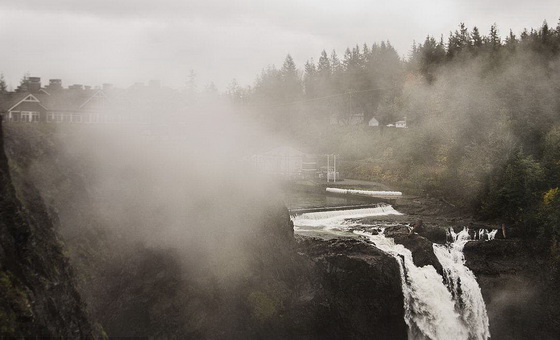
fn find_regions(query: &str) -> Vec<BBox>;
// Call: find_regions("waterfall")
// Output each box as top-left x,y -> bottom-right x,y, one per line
432,228 -> 492,340
356,230 -> 471,340
292,208 -> 492,340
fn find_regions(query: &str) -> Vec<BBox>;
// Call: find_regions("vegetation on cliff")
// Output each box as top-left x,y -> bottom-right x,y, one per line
0,120 -> 98,337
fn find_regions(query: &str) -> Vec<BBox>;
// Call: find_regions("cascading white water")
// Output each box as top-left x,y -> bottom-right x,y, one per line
433,228 -> 491,340
355,230 -> 471,340
291,208 -> 493,340
292,204 -> 401,228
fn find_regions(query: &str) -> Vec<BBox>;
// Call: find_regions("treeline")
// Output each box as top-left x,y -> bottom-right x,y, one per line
230,20 -> 560,239
227,41 -> 404,130
407,21 -> 560,238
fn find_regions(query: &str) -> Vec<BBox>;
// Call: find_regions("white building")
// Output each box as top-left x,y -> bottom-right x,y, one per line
368,117 -> 380,127
395,120 -> 407,128
386,117 -> 407,128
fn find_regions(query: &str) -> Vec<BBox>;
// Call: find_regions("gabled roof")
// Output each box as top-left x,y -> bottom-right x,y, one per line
42,89 -> 107,111
79,90 -> 106,109
0,92 -> 48,112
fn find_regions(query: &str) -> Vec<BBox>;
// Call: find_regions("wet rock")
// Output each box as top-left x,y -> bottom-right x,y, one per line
384,225 -> 410,238
464,239 -> 560,340
391,234 -> 444,276
298,237 -> 407,339
415,224 -> 447,244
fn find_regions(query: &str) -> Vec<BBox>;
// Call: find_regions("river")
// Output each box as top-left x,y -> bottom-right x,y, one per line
291,201 -> 494,340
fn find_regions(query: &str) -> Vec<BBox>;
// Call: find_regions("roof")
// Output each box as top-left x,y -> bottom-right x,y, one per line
0,84 -> 195,117
44,89 -> 106,111
0,92 -> 49,112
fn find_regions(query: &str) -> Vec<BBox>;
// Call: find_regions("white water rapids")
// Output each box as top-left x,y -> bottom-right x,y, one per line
292,204 -> 493,340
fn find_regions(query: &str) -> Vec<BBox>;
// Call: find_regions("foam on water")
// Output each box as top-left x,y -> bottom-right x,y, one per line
356,229 -> 471,340
433,228 -> 491,340
292,204 -> 402,229
292,207 -> 492,340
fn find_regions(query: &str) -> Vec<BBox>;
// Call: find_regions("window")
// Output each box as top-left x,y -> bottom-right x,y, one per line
72,114 -> 81,123
10,111 -> 20,122
21,111 -> 31,122
48,113 -> 55,122
31,112 -> 40,122
55,113 -> 63,122
63,114 -> 72,123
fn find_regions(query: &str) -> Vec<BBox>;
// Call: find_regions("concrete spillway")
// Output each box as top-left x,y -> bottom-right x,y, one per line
289,203 -> 391,216
326,187 -> 403,198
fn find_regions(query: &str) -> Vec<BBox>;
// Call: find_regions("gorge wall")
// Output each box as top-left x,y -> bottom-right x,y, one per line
464,239 -> 560,340
2,124 -> 407,339
0,119 -> 97,337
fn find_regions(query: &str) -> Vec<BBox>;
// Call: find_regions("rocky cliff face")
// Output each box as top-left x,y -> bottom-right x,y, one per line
1,124 -> 407,338
464,239 -> 560,340
0,119 -> 97,337
297,237 -> 407,339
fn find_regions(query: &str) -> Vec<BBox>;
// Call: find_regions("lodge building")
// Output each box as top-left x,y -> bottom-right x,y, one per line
0,77 -> 171,124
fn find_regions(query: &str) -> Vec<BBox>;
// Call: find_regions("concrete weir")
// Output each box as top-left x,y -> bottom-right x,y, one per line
289,203 -> 389,216
326,187 -> 403,198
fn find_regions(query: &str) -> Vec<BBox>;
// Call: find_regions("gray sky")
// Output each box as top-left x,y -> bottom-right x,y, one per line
0,0 -> 558,90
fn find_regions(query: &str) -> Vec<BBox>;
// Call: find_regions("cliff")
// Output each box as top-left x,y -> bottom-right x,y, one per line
0,119 -> 98,337
1,124 -> 407,338
464,239 -> 560,340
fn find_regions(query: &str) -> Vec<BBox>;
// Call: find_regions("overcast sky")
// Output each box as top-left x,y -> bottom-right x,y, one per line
0,0 -> 558,90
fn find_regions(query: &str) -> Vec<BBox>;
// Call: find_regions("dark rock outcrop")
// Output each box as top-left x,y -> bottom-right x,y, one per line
464,239 -> 560,340
0,119 -> 97,337
413,220 -> 447,244
298,237 -> 407,339
384,225 -> 444,276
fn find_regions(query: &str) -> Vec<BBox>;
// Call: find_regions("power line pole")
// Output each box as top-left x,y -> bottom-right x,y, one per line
334,154 -> 336,182
327,154 -> 330,182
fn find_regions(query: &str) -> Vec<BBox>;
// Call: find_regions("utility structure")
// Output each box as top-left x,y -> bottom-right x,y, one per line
326,154 -> 337,182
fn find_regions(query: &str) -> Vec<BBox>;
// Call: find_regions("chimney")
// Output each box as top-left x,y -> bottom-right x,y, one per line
28,77 -> 41,92
47,79 -> 63,91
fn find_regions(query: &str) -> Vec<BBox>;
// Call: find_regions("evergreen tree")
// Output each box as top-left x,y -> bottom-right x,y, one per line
504,29 -> 518,52
472,26 -> 483,48
280,54 -> 302,101
303,59 -> 317,98
330,50 -> 342,73
0,74 -> 7,94
317,50 -> 332,77
16,72 -> 30,93
487,23 -> 501,51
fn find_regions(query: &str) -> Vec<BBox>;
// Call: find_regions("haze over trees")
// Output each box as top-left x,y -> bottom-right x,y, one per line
228,20 -> 560,238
